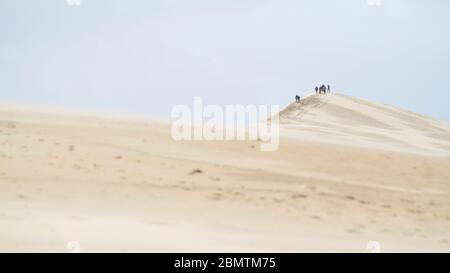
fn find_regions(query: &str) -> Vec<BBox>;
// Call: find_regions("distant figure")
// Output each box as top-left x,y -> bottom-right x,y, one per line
320,85 -> 326,94
315,86 -> 318,94
295,95 -> 300,103
327,85 -> 330,93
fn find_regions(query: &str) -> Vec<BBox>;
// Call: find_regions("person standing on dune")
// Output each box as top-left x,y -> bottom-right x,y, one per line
320,85 -> 326,94
327,85 -> 330,93
315,86 -> 318,94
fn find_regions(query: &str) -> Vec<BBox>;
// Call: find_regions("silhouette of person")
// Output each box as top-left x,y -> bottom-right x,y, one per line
327,85 -> 330,93
315,86 -> 318,94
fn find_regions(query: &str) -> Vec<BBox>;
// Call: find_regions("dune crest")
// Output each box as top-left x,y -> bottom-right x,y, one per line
277,93 -> 450,156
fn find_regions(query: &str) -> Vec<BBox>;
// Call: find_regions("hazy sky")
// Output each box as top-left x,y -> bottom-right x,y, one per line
1,0 -> 449,121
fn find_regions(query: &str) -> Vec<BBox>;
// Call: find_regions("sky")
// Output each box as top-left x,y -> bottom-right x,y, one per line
1,0 -> 449,121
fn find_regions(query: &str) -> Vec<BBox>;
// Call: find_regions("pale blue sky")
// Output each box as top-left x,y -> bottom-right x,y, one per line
1,0 -> 449,121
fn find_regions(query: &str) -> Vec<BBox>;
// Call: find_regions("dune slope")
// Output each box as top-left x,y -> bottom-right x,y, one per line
279,93 -> 450,156
1,94 -> 450,252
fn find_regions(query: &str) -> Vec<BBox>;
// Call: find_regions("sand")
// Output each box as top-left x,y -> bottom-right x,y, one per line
1,93 -> 450,252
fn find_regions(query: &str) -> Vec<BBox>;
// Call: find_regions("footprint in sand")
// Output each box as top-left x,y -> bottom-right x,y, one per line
209,176 -> 221,181
209,192 -> 223,200
291,193 -> 307,199
68,145 -> 75,152
17,194 -> 27,200
189,169 -> 203,175
234,191 -> 245,196
345,228 -> 361,234
406,208 -> 423,215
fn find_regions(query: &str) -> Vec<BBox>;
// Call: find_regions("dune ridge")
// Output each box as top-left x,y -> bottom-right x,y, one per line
278,93 -> 450,156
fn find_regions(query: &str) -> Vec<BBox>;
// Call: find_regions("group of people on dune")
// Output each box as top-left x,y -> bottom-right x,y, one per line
316,84 -> 331,94
295,84 -> 331,103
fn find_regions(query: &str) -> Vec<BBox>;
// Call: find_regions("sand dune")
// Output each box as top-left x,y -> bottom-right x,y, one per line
1,93 -> 450,252
279,93 -> 450,156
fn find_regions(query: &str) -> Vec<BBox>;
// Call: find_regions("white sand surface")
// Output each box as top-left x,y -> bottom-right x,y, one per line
1,93 -> 450,252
